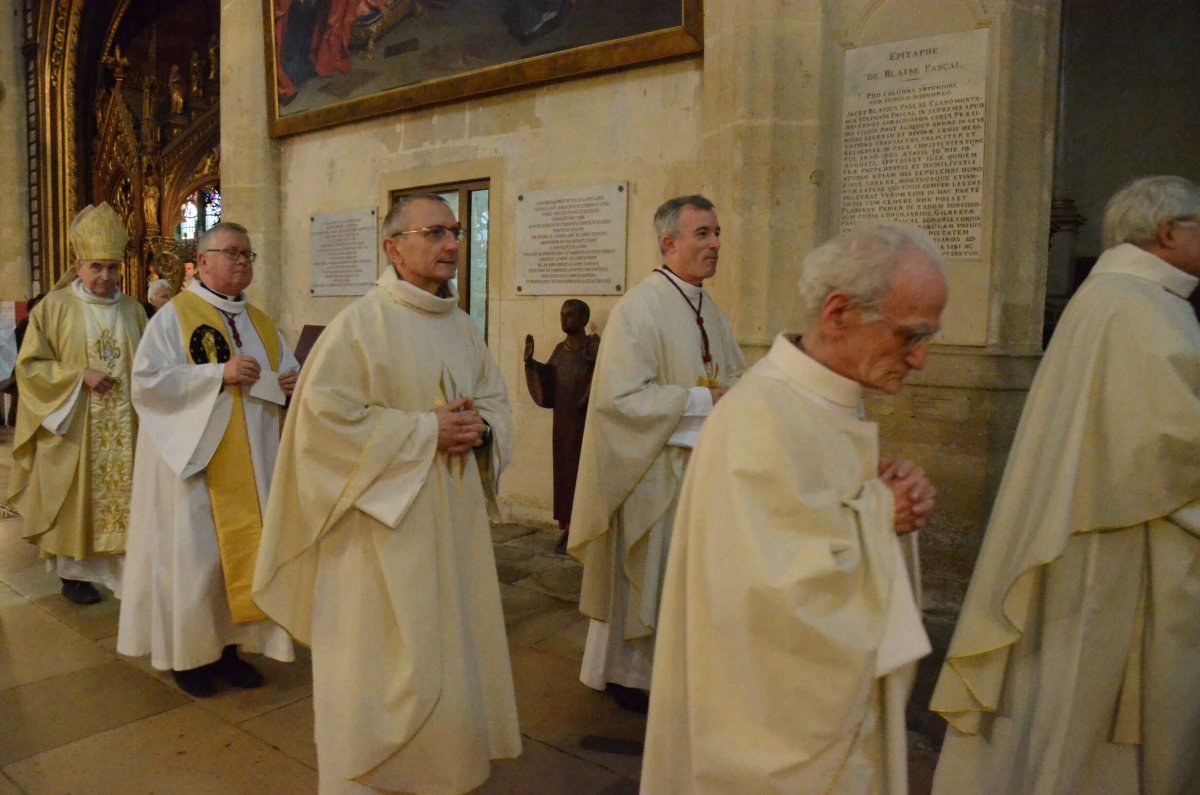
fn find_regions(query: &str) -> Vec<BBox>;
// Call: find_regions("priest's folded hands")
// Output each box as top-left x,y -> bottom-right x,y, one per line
82,367 -> 116,394
436,396 -> 489,454
879,455 -> 937,535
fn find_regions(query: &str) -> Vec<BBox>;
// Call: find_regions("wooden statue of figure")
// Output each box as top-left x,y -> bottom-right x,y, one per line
524,299 -> 599,553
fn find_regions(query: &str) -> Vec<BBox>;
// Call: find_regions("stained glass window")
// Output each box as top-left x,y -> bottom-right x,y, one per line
174,186 -> 222,241
204,188 -> 222,231
178,198 -> 199,240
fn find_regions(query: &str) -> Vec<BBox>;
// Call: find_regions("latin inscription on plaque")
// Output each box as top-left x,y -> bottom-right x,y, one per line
840,29 -> 990,258
309,208 -> 378,297
515,183 -> 627,296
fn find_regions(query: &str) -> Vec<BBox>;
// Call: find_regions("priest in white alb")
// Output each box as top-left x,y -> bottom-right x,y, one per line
8,203 -> 146,605
117,222 -> 297,698
930,177 -> 1200,794
254,194 -> 520,794
568,195 -> 745,710
642,222 -> 946,794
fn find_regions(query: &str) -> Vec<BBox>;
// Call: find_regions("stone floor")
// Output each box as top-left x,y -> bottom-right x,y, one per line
0,424 -> 944,793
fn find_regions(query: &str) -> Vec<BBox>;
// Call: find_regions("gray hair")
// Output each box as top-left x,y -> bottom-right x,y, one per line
196,222 -> 250,253
1102,176 -> 1200,249
146,279 -> 172,300
382,193 -> 450,238
797,222 -> 945,329
653,195 -> 716,254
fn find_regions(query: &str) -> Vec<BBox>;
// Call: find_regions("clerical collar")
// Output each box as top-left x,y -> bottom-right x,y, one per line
763,333 -> 863,414
198,279 -> 244,303
658,267 -> 703,299
189,279 -> 247,314
71,278 -> 121,305
376,265 -> 458,315
1092,243 -> 1199,299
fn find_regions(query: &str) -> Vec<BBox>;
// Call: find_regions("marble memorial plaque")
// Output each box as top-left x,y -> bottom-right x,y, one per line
840,29 -> 990,259
309,208 -> 378,296
515,183 -> 628,296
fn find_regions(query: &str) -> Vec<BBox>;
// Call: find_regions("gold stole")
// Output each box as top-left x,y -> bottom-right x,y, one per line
173,290 -> 280,624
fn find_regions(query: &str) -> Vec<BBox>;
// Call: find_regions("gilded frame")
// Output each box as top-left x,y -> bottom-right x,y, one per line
263,0 -> 703,138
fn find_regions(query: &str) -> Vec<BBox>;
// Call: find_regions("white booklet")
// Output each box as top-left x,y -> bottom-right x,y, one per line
249,370 -> 288,405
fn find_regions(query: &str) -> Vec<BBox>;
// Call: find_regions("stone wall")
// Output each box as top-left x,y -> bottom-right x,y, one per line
216,0 -> 1064,617
0,3 -> 31,301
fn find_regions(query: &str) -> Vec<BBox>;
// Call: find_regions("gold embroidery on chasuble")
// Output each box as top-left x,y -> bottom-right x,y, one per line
84,304 -> 135,546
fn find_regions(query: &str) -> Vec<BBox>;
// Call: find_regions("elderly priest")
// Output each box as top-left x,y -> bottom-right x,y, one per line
254,194 -> 519,794
642,222 -> 945,794
930,176 -> 1200,794
117,222 -> 298,698
8,203 -> 146,605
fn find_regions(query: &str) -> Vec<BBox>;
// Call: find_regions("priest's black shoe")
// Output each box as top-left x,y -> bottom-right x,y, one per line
173,666 -> 216,698
60,578 -> 101,605
605,683 -> 649,714
210,645 -> 265,689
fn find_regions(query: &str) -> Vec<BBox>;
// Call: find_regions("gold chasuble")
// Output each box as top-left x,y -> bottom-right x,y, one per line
9,285 -> 145,559
172,290 -> 280,624
931,244 -> 1200,794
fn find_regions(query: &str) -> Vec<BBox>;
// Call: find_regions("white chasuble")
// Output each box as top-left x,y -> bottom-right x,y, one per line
254,268 -> 519,795
930,244 -> 1200,795
117,281 -> 296,671
569,269 -> 745,690
641,335 -> 927,794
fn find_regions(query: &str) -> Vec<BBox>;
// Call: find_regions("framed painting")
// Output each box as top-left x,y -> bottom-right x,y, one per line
265,0 -> 703,137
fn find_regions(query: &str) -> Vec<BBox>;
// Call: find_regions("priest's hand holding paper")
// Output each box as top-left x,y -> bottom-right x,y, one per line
222,354 -> 261,386
83,368 -> 115,394
436,397 -> 487,455
879,456 -> 937,535
278,369 -> 298,397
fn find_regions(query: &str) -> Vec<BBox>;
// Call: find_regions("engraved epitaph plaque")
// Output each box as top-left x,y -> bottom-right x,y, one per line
839,29 -> 990,259
309,208 -> 378,297
515,184 -> 628,296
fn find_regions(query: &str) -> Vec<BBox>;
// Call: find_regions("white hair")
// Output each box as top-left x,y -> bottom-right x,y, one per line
147,279 -> 171,301
1102,175 -> 1200,249
796,222 -> 945,329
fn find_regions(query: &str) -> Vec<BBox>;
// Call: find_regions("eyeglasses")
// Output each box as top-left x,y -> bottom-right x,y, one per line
879,316 -> 938,351
392,225 -> 463,242
203,248 -> 258,262
859,309 -> 938,351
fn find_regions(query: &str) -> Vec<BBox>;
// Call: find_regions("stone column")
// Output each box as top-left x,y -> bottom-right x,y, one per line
0,4 -> 31,299
700,1 -> 837,355
219,1 -> 283,319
